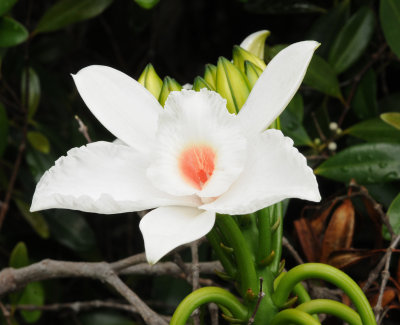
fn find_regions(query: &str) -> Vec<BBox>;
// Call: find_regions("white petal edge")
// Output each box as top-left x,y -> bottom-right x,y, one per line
72,65 -> 163,153
200,130 -> 321,215
139,206 -> 216,264
240,30 -> 270,59
238,41 -> 319,135
31,141 -> 200,214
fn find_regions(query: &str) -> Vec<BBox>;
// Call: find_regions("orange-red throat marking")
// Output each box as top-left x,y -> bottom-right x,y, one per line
179,145 -> 216,190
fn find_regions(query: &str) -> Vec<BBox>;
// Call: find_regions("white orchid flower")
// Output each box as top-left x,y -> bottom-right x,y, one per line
30,41 -> 321,264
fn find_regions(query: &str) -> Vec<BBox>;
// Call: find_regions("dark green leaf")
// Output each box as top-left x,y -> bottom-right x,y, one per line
329,7 -> 374,74
0,0 -> 18,16
35,0 -> 113,34
9,242 -> 29,269
352,69 -> 378,119
14,199 -> 50,239
27,131 -> 50,154
379,92 -> 400,113
381,112 -> 400,130
0,17 -> 28,47
345,118 -> 400,143
45,210 -> 96,252
315,143 -> 400,184
387,193 -> 400,236
25,148 -> 55,182
19,282 -> 44,323
380,0 -> 400,59
307,0 -> 350,57
303,55 -> 342,98
134,0 -> 160,10
280,94 -> 313,146
21,68 -> 41,119
0,102 -> 8,157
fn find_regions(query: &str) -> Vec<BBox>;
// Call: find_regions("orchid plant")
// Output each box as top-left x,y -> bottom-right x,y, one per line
30,31 -> 376,324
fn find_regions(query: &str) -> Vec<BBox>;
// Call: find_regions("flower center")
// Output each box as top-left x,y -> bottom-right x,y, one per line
179,144 -> 216,190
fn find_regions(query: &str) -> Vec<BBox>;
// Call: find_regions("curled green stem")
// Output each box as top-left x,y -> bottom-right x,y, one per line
170,287 -> 248,325
270,309 -> 320,325
296,300 -> 362,325
272,263 -> 376,325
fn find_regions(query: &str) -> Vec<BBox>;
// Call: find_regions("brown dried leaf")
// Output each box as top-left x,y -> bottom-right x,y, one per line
328,249 -> 383,269
294,218 -> 320,261
371,287 -> 397,308
320,199 -> 355,263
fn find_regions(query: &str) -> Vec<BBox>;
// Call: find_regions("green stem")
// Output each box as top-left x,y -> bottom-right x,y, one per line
270,309 -> 320,325
257,206 -> 273,264
216,214 -> 259,298
296,300 -> 362,325
170,287 -> 248,325
206,228 -> 237,278
270,201 -> 283,274
292,282 -> 312,304
272,263 -> 376,325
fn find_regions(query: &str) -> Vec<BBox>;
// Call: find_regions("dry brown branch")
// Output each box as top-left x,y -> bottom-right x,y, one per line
191,241 -> 201,325
282,236 -> 304,264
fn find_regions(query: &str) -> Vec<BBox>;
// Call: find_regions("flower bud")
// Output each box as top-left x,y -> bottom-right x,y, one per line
193,76 -> 212,91
328,142 -> 337,151
244,60 -> 263,88
233,45 -> 266,74
203,64 -> 217,90
216,57 -> 250,114
329,122 -> 338,131
239,30 -> 270,59
138,63 -> 163,99
158,76 -> 182,106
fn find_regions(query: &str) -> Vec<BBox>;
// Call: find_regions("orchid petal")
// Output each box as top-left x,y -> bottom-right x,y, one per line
238,41 -> 319,135
31,141 -> 200,214
72,65 -> 163,153
139,206 -> 215,264
201,130 -> 320,215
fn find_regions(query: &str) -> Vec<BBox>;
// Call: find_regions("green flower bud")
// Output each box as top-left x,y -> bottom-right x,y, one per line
204,64 -> 217,90
232,45 -> 266,74
193,76 -> 213,91
158,76 -> 182,106
216,57 -> 250,114
240,30 -> 270,59
244,60 -> 263,88
138,63 -> 163,99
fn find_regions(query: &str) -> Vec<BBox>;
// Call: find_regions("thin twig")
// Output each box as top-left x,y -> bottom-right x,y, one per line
0,302 -> 12,325
191,241 -> 201,325
247,278 -> 265,324
282,236 -> 304,264
74,115 -> 92,143
208,303 -> 219,325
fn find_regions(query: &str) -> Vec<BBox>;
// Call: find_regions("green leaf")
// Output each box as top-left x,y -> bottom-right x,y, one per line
380,0 -> 400,59
0,0 -> 18,16
0,17 -> 28,47
381,112 -> 400,130
307,0 -> 350,57
387,193 -> 400,237
303,55 -> 342,98
21,68 -> 41,119
345,118 -> 400,143
329,6 -> 374,74
35,0 -> 113,34
14,199 -> 50,239
352,69 -> 378,119
280,94 -> 313,146
134,0 -> 160,10
19,282 -> 44,323
379,92 -> 400,113
45,210 -> 96,253
315,143 -> 400,184
27,131 -> 50,154
0,102 -> 8,157
9,242 -> 29,269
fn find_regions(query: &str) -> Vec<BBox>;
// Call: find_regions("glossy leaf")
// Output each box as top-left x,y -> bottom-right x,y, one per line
387,193 -> 400,236
134,0 -> 160,10
345,118 -> 400,143
9,242 -> 29,269
0,0 -> 18,16
303,55 -> 342,98
315,143 -> 400,184
0,102 -> 8,157
45,210 -> 96,252
352,69 -> 378,120
35,0 -> 113,34
21,68 -> 41,119
380,0 -> 400,59
329,6 -> 374,74
27,131 -> 50,154
19,282 -> 44,323
0,17 -> 28,47
14,199 -> 50,239
307,0 -> 350,57
381,112 -> 400,130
